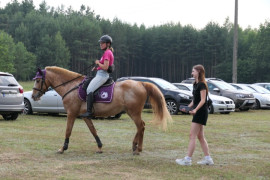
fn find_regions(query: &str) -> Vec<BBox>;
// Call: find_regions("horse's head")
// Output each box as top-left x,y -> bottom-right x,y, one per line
32,68 -> 49,101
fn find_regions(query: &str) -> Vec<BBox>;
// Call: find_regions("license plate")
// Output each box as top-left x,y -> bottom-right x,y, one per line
227,105 -> 234,108
248,100 -> 255,103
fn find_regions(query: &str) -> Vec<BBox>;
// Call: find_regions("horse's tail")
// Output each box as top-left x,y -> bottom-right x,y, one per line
142,82 -> 173,130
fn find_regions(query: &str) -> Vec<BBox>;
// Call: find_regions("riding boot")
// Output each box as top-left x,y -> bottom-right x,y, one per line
80,92 -> 94,118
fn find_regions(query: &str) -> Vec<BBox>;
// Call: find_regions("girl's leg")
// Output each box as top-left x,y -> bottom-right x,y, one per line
187,123 -> 202,157
197,126 -> 210,156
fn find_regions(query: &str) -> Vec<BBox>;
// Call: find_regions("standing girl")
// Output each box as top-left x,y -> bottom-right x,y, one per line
176,64 -> 214,166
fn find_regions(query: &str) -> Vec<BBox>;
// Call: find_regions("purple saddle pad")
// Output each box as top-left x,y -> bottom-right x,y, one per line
78,79 -> 115,103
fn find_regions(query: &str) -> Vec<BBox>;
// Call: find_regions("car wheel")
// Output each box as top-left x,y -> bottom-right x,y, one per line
253,99 -> 261,109
23,99 -> 33,115
2,113 -> 19,120
239,107 -> 249,111
166,100 -> 178,115
208,104 -> 214,114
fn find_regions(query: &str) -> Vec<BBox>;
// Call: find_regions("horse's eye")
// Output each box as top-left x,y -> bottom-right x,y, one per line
36,79 -> 40,83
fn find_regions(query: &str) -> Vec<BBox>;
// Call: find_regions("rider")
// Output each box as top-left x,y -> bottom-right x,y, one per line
80,35 -> 114,118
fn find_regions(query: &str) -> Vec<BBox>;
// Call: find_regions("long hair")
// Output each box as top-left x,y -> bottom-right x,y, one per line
193,64 -> 208,94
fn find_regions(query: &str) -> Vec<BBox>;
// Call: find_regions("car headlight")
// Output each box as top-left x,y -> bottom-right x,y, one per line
236,94 -> 245,98
212,100 -> 224,104
179,94 -> 190,99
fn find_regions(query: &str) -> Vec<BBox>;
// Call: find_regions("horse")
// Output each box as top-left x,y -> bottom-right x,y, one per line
31,66 -> 172,155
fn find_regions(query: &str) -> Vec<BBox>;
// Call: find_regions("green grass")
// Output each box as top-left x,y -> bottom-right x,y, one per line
0,110 -> 269,179
19,81 -> 34,92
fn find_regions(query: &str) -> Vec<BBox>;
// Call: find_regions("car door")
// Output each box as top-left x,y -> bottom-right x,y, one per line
31,89 -> 62,113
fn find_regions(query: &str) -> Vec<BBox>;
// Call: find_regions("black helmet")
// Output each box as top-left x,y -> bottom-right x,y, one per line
98,35 -> 112,44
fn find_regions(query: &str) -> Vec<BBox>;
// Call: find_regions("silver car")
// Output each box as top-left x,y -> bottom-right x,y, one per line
231,84 -> 270,109
173,83 -> 235,114
253,83 -> 270,91
0,72 -> 24,120
23,88 -> 66,115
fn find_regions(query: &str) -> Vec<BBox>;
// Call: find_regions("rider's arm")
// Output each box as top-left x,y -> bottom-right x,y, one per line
95,59 -> 109,70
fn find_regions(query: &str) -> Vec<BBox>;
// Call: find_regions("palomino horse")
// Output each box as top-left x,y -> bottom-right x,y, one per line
32,66 -> 172,155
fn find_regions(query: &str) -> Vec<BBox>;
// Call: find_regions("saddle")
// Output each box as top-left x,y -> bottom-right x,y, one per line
78,77 -> 115,102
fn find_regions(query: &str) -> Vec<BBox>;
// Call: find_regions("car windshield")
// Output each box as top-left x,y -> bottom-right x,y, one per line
151,78 -> 179,90
212,81 -> 236,90
237,85 -> 256,93
0,75 -> 19,86
249,85 -> 270,94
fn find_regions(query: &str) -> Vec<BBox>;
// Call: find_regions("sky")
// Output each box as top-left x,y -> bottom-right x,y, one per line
0,0 -> 269,29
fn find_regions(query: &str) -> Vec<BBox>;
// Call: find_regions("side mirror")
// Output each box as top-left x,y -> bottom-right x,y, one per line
213,88 -> 220,92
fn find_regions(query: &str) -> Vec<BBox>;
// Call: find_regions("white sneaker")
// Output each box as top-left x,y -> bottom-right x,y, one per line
197,157 -> 214,165
175,157 -> 192,166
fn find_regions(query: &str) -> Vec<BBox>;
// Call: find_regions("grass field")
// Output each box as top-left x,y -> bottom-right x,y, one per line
19,81 -> 34,92
0,109 -> 269,179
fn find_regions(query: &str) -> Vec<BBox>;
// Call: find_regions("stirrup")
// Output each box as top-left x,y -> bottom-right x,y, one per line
80,112 -> 93,118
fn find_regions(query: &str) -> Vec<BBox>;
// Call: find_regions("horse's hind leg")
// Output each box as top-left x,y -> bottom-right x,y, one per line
58,114 -> 76,154
83,118 -> 103,153
130,114 -> 145,155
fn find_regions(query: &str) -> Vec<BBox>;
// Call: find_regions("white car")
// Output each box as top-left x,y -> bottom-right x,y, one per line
232,84 -> 270,109
23,88 -> 66,115
173,83 -> 235,114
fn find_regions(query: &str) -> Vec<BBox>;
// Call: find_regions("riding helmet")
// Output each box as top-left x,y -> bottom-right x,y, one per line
98,35 -> 112,44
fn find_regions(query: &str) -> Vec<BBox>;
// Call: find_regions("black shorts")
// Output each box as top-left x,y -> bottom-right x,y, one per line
192,107 -> 208,126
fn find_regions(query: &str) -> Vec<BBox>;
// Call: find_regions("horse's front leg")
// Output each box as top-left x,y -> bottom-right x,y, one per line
57,114 -> 76,154
83,118 -> 103,153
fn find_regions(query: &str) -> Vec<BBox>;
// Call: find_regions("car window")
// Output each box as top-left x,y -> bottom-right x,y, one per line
264,85 -> 270,91
0,75 -> 19,86
150,78 -> 179,90
207,82 -> 217,91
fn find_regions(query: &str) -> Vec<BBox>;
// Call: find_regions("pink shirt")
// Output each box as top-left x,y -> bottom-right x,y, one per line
97,49 -> 114,71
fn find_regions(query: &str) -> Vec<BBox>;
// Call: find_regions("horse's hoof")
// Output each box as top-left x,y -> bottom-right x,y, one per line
133,151 -> 140,155
96,150 -> 103,154
57,149 -> 64,154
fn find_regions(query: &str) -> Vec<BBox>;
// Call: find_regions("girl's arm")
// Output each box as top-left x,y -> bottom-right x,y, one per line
189,89 -> 206,115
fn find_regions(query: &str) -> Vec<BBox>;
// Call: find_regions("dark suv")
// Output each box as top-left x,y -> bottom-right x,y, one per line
207,79 -> 255,111
0,72 -> 24,120
117,77 -> 192,115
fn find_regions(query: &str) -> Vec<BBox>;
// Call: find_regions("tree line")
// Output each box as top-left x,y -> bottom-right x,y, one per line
0,0 -> 270,83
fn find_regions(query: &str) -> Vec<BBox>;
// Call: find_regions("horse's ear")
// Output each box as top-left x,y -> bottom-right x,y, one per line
38,68 -> 43,75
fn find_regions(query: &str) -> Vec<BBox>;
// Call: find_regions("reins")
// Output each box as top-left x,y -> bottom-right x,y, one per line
34,63 -> 96,100
52,63 -> 96,90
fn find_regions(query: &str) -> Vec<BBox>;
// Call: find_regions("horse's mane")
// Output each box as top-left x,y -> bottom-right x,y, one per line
45,66 -> 83,79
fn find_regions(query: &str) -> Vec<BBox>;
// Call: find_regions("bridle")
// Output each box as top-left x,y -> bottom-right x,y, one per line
32,72 -> 49,99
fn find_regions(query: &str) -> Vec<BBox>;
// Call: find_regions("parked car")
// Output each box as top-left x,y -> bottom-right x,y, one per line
0,72 -> 24,120
253,83 -> 270,91
117,77 -> 193,115
23,87 -> 66,115
244,84 -> 270,109
206,79 -> 255,111
174,83 -> 235,114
